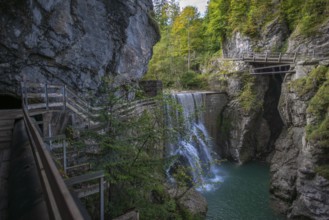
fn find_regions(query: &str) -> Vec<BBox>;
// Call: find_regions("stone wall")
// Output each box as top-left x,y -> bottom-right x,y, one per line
203,92 -> 228,153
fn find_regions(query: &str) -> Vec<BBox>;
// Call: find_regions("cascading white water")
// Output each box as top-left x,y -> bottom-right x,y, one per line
166,92 -> 222,191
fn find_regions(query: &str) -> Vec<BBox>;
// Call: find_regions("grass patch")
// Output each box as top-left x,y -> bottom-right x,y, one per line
291,66 -> 329,96
301,67 -> 329,179
238,74 -> 263,113
315,165 -> 329,180
306,81 -> 329,147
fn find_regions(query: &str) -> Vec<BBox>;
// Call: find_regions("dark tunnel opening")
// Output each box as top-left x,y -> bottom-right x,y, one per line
0,94 -> 21,109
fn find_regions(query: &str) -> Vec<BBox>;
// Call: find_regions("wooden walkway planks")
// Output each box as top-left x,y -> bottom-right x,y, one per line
0,109 -> 22,220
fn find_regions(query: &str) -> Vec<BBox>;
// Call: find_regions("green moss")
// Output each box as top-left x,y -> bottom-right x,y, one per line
291,66 -> 329,96
315,165 -> 329,180
218,115 -> 232,140
180,71 -> 209,89
307,117 -> 329,148
306,81 -> 329,146
238,74 -> 263,112
303,66 -> 329,179
298,0 -> 329,36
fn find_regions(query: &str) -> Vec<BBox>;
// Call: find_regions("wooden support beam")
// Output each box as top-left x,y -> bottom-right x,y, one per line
250,70 -> 296,75
65,170 -> 104,186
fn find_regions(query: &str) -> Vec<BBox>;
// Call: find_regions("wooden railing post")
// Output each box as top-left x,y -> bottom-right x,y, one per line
278,53 -> 282,62
21,81 -> 28,109
99,177 -> 104,220
63,85 -> 67,111
63,139 -> 67,174
88,103 -> 91,128
265,52 -> 268,62
45,83 -> 49,110
293,52 -> 297,62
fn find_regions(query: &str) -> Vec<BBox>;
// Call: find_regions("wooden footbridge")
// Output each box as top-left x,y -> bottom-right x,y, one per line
0,82 -> 153,219
226,51 -> 328,75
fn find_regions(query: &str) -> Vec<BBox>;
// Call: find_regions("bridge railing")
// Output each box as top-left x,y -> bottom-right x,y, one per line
23,106 -> 86,219
229,51 -> 329,63
239,52 -> 296,63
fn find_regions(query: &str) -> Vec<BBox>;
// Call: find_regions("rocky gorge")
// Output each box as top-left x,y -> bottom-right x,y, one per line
204,16 -> 329,219
0,0 -> 328,219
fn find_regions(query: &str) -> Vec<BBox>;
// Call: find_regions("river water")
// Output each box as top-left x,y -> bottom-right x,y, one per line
202,162 -> 285,220
166,92 -> 284,220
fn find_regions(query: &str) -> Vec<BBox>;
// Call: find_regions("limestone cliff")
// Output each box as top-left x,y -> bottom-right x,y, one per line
0,0 -> 160,96
270,61 -> 329,220
206,55 -> 284,163
207,12 -> 329,220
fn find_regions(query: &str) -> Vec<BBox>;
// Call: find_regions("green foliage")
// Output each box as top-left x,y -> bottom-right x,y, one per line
205,0 -> 230,47
70,78 -> 195,219
280,0 -> 304,31
291,66 -> 329,96
299,0 -> 329,35
298,66 -> 329,179
180,71 -> 208,89
290,66 -> 329,149
148,0 -> 329,90
228,0 -> 249,32
243,0 -> 274,38
238,74 -> 263,112
203,0 -> 329,43
145,2 -> 208,89
315,165 -> 329,180
280,0 -> 329,35
306,80 -> 329,147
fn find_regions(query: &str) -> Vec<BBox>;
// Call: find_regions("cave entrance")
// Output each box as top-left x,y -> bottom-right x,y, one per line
262,74 -> 284,154
0,94 -> 22,109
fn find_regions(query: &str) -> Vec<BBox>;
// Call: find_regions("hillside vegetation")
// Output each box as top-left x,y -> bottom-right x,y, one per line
145,0 -> 329,89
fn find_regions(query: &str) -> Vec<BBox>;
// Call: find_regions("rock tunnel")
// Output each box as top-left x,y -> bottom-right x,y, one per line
0,94 -> 21,109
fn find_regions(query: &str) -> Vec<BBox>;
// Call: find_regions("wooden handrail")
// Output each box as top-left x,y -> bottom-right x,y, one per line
229,51 -> 329,62
22,82 -> 158,127
23,106 -> 85,219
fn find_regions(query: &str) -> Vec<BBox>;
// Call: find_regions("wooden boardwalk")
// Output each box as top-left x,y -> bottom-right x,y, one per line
0,109 -> 22,220
224,52 -> 297,64
250,64 -> 295,75
223,52 -> 328,75
226,52 -> 328,64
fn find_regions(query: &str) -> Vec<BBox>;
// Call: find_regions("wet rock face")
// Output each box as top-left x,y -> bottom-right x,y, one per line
270,64 -> 329,219
0,0 -> 159,95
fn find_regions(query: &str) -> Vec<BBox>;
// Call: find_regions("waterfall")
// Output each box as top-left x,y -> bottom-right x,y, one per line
166,92 -> 222,191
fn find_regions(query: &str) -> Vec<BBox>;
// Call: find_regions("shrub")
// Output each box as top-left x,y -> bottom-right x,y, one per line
291,66 -> 328,96
180,71 -> 209,89
315,165 -> 329,180
238,74 -> 263,112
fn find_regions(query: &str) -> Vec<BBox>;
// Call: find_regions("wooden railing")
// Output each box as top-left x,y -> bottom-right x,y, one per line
21,81 -> 157,126
226,51 -> 329,63
23,106 -> 85,219
250,64 -> 295,75
21,81 -> 157,219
